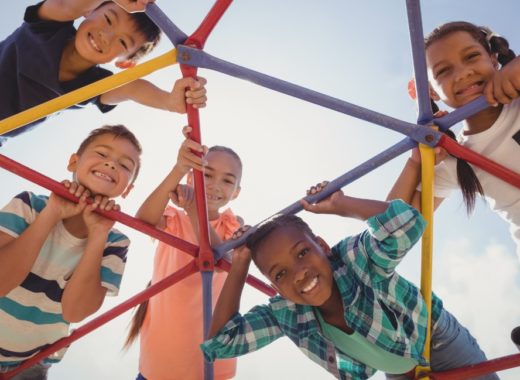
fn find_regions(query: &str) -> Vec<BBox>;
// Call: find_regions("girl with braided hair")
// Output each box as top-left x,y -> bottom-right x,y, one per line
388,21 -> 520,259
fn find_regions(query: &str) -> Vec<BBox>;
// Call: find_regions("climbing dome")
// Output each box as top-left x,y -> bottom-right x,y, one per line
1,1 -> 520,379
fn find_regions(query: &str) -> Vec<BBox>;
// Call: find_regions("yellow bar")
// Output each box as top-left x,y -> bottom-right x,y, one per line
0,49 -> 178,136
417,141 -> 435,378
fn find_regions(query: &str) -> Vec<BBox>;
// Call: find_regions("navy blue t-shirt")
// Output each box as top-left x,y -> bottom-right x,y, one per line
0,2 -> 116,141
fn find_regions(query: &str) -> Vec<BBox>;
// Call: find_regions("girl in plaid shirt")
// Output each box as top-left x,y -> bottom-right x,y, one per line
202,183 -> 497,379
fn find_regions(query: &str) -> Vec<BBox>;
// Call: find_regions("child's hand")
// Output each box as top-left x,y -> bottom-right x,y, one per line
231,225 -> 251,240
47,181 -> 90,220
230,245 -> 252,271
169,184 -> 196,214
83,195 -> 119,234
301,181 -> 345,214
484,56 -> 520,106
168,77 -> 208,114
113,0 -> 154,13
174,126 -> 208,175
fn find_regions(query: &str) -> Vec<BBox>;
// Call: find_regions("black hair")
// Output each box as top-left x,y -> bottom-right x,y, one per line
426,21 -> 516,214
246,214 -> 316,263
97,1 -> 161,62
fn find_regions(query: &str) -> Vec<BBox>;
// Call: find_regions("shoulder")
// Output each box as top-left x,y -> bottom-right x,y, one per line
5,191 -> 48,213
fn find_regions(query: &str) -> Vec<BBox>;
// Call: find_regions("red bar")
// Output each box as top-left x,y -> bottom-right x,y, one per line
0,153 -> 199,257
185,0 -> 233,48
428,352 -> 520,379
0,261 -> 198,380
439,135 -> 520,189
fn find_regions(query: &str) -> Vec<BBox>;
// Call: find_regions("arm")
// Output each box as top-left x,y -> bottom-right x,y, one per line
38,0 -> 152,22
61,196 -> 119,322
0,188 -> 88,296
100,77 -> 207,114
135,126 -> 206,227
301,182 -> 388,221
208,245 -> 251,338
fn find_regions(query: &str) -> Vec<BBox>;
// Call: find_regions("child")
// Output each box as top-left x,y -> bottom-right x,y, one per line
126,126 -> 243,380
0,0 -> 207,142
387,21 -> 520,258
0,125 -> 142,378
201,183 -> 498,379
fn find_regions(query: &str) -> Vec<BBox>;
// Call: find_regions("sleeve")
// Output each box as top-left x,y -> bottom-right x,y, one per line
337,200 -> 425,282
81,67 -> 117,113
24,2 -> 74,37
100,229 -> 130,296
200,304 -> 285,362
0,192 -> 45,238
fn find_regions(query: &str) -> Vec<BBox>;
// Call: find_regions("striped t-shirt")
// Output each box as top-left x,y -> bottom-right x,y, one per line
0,192 -> 129,365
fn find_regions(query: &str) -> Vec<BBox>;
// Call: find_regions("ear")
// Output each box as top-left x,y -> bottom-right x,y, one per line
231,185 -> 241,200
121,184 -> 134,199
115,60 -> 136,69
429,84 -> 441,101
67,154 -> 79,173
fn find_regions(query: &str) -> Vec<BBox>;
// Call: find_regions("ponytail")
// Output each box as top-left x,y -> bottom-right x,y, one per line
443,129 -> 485,214
123,282 -> 151,350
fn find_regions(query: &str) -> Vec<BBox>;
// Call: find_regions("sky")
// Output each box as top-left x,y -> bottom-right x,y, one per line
1,1 -> 520,379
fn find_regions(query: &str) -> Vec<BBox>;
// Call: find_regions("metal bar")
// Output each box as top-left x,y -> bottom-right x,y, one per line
145,3 -> 188,46
202,271 -> 214,380
185,0 -> 233,48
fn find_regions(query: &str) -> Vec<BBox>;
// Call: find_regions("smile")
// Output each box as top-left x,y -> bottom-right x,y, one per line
92,171 -> 114,182
88,33 -> 102,53
455,81 -> 484,96
301,276 -> 318,294
207,194 -> 222,201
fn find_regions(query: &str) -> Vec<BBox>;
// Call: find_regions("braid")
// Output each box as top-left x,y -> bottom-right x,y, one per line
488,35 -> 516,66
123,282 -> 151,349
443,129 -> 485,214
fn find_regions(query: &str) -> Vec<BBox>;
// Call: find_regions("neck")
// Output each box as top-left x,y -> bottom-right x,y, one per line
463,104 -> 503,135
59,39 -> 96,82
317,281 -> 343,318
62,213 -> 89,239
207,208 -> 221,221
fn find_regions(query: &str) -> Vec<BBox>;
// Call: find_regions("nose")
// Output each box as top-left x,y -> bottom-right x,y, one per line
104,161 -> 116,170
454,64 -> 474,82
99,29 -> 114,46
294,264 -> 308,284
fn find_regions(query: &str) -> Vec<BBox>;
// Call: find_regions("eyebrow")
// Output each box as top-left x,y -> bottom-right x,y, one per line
267,239 -> 302,279
95,144 -> 136,166
205,165 -> 237,180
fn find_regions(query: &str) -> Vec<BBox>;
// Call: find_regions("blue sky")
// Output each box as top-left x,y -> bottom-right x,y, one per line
2,1 -> 520,379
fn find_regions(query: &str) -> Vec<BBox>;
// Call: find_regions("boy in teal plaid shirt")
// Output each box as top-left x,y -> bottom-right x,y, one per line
202,183 -> 497,379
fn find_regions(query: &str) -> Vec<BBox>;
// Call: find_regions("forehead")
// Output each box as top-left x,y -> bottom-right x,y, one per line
254,225 -> 309,273
93,3 -> 146,36
85,134 -> 140,160
427,31 -> 484,62
206,150 -> 242,178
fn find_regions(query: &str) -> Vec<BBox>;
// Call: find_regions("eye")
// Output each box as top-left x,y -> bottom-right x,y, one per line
298,248 -> 309,259
119,39 -> 128,51
224,179 -> 234,184
465,52 -> 481,61
434,66 -> 450,79
104,14 -> 112,26
96,151 -> 107,158
120,163 -> 130,171
274,269 -> 286,282
204,173 -> 212,178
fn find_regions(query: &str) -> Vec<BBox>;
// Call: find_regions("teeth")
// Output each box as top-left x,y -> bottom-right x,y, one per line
93,171 -> 113,182
89,34 -> 101,53
302,276 -> 318,293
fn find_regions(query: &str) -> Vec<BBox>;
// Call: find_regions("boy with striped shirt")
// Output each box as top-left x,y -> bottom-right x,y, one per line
0,125 -> 141,378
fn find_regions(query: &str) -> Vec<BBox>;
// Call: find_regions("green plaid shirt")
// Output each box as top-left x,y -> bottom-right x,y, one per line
201,200 -> 443,379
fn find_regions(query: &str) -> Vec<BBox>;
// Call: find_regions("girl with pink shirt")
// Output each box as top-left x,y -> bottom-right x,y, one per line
127,126 -> 243,380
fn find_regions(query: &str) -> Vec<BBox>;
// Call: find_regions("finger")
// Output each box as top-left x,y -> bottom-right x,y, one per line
182,125 -> 192,138
62,180 -> 71,188
99,197 -> 110,210
483,81 -> 497,106
502,80 -> 518,102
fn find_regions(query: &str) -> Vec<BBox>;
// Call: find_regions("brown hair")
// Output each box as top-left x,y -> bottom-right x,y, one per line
77,125 -> 142,183
426,22 -> 516,214
123,282 -> 150,350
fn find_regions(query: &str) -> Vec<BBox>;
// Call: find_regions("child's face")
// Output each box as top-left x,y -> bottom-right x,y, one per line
203,151 -> 241,212
254,225 -> 335,306
67,133 -> 140,198
426,31 -> 498,109
75,3 -> 147,65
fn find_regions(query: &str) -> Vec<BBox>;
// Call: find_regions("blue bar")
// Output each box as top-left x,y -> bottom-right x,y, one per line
214,137 -> 417,258
406,0 -> 433,124
435,96 -> 489,131
178,46 -> 429,141
146,3 -> 188,46
201,271 -> 214,380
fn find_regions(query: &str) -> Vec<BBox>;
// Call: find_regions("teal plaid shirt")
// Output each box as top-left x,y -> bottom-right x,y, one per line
201,200 -> 443,379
